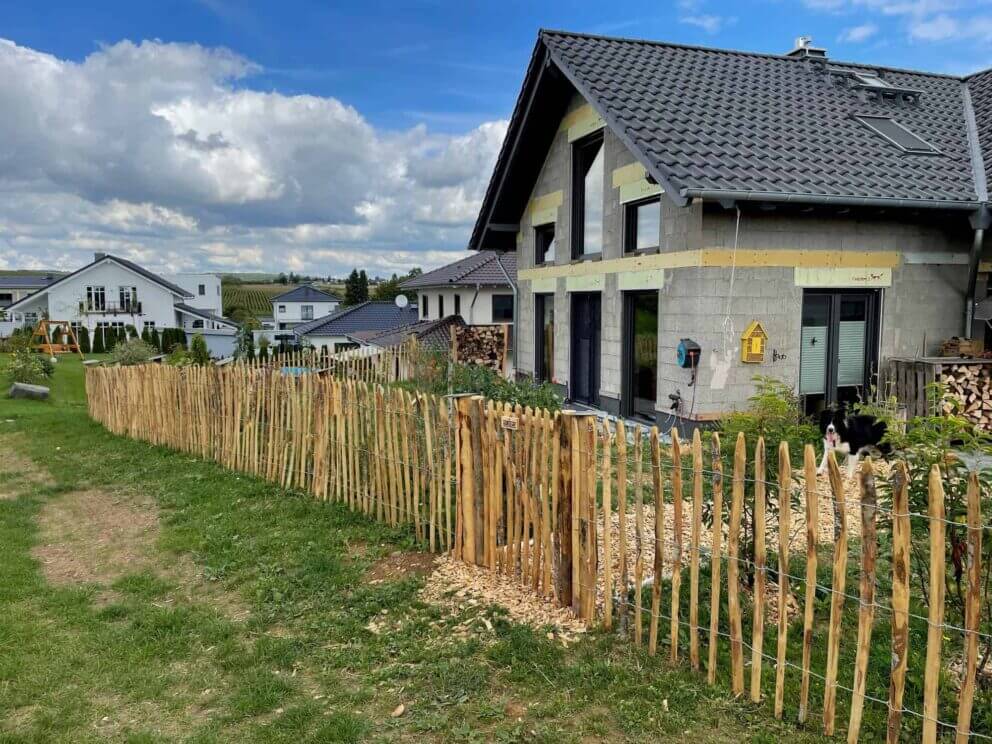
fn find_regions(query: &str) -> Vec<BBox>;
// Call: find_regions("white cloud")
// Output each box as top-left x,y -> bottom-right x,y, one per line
0,37 -> 508,276
838,22 -> 880,42
677,0 -> 734,34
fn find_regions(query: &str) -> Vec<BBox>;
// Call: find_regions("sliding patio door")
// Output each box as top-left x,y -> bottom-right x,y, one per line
799,290 -> 880,414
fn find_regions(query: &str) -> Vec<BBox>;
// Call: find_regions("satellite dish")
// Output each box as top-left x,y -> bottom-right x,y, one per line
394,294 -> 409,308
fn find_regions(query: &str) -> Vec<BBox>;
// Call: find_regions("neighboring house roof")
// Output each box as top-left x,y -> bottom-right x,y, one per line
6,253 -> 194,311
400,251 -> 516,289
0,275 -> 58,289
175,303 -> 238,329
349,314 -> 464,349
470,30 -> 992,250
293,301 -> 419,337
271,285 -> 341,303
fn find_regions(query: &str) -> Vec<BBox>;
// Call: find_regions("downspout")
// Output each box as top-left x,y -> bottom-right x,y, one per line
494,253 -> 518,376
468,283 -> 481,324
963,83 -> 989,338
965,206 -> 990,337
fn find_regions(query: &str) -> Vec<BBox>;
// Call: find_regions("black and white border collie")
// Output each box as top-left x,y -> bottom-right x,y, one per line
817,407 -> 890,477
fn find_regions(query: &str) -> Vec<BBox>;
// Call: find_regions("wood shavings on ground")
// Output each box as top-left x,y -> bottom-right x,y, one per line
420,554 -> 586,642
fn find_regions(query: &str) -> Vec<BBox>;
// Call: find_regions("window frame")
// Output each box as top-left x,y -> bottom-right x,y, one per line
623,195 -> 662,255
454,293 -> 461,316
421,294 -> 428,319
535,293 -> 554,383
491,294 -> 514,324
438,294 -> 445,318
86,285 -> 106,311
535,223 -> 556,266
301,304 -> 314,321
570,130 -> 605,261
198,284 -> 206,296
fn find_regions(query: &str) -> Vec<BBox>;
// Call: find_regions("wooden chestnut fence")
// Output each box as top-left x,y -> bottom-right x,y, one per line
85,364 -> 990,742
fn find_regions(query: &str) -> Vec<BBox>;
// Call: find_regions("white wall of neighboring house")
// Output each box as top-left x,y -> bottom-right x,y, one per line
273,300 -> 339,329
415,286 -> 514,326
8,261 -> 183,335
169,273 -> 223,314
304,334 -> 365,353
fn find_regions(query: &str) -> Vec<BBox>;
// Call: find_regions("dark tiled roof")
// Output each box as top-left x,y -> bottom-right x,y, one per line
175,303 -> 238,328
471,31 -> 991,250
543,30 -> 980,204
400,252 -> 516,289
350,315 -> 464,349
293,301 -> 418,337
0,275 -> 58,288
271,285 -> 341,303
967,68 -> 992,199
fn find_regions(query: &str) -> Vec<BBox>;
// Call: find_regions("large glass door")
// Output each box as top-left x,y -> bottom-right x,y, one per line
570,293 -> 601,405
623,291 -> 659,420
800,290 -> 880,415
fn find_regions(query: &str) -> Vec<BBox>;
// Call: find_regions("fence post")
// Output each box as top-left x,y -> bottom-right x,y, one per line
454,395 -> 477,564
554,411 -> 577,608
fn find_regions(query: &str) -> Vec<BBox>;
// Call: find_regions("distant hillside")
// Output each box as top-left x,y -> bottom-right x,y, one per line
0,269 -> 65,277
222,281 -> 346,319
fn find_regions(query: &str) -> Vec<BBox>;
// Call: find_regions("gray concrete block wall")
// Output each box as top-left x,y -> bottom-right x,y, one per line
657,267 -> 801,416
882,262 -> 967,358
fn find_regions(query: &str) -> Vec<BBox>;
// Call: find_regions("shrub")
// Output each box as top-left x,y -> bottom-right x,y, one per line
49,325 -> 62,343
258,336 -> 270,361
166,346 -> 194,366
234,325 -> 255,360
127,324 -> 139,340
77,326 -> 91,354
4,349 -> 50,385
109,338 -> 156,366
148,327 -> 161,352
91,326 -> 106,354
190,333 -> 210,365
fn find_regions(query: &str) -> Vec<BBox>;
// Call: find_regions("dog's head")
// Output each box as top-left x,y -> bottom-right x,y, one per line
819,407 -> 847,447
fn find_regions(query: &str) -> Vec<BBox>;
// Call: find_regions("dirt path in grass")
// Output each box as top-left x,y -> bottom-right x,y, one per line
0,434 -> 56,500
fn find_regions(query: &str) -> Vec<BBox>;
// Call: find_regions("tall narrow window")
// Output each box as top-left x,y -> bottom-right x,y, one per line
454,293 -> 461,316
86,286 -> 106,311
119,286 -> 137,311
198,284 -> 206,296
535,294 -> 554,382
624,196 -> 661,254
421,294 -> 428,319
535,223 -> 556,266
571,132 -> 604,259
438,294 -> 445,318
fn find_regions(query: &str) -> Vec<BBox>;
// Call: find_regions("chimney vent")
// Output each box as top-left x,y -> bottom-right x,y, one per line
94,252 -> 106,261
787,35 -> 827,59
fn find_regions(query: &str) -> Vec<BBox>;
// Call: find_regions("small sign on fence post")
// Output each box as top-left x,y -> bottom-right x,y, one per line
500,414 -> 518,431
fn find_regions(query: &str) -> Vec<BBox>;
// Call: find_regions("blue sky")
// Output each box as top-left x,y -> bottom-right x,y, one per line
0,0 -> 990,276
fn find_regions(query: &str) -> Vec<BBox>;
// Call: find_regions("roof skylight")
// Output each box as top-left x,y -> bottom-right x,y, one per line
855,115 -> 939,154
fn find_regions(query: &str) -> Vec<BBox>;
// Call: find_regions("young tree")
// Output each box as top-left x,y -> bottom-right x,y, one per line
358,270 -> 369,303
77,326 -> 91,354
235,325 -> 255,360
190,333 -> 210,365
127,324 -> 139,340
258,335 -> 270,361
149,326 -> 160,352
91,325 -> 106,354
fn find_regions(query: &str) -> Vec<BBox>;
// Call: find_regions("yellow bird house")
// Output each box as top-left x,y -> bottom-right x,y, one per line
740,321 -> 768,364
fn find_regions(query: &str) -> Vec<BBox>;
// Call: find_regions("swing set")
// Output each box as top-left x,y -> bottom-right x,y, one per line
29,319 -> 83,358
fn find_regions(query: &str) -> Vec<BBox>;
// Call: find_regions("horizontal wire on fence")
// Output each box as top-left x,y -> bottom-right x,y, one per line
577,576 -> 992,741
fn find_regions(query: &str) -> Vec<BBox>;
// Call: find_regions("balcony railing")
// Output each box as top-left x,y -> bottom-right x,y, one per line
78,301 -> 144,316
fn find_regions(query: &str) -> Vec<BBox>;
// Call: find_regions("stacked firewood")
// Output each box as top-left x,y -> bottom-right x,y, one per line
942,362 -> 992,425
452,325 -> 508,373
939,336 -> 980,357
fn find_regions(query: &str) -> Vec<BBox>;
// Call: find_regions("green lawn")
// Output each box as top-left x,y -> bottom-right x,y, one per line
0,356 -> 831,743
